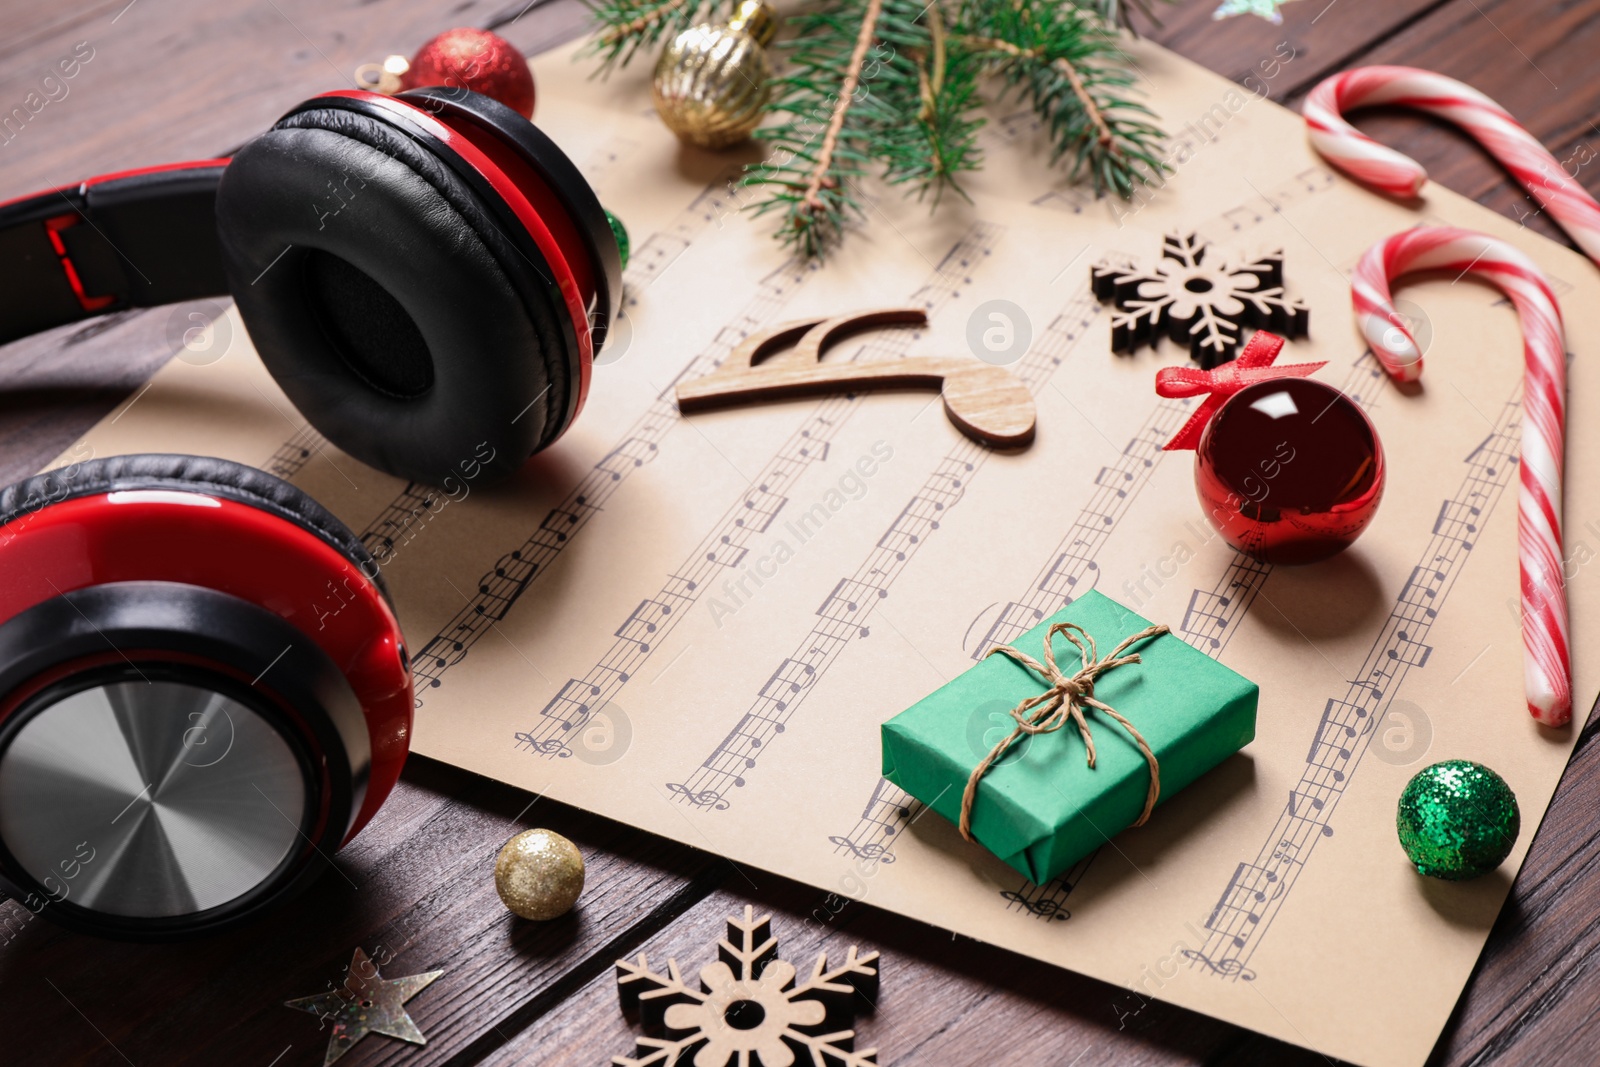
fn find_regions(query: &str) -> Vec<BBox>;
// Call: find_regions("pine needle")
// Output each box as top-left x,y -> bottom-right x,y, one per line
588,0 -> 1172,259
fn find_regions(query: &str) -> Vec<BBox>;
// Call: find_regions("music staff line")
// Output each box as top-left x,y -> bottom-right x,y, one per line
1186,385 -> 1523,980
667,280 -> 1107,810
968,397 -> 1193,660
263,425 -> 325,481
825,166 -> 1344,915
353,170 -> 749,570
402,183 -> 815,705
826,393 -> 1189,895
997,348 -> 1395,923
259,154 -> 729,483
513,223 -> 1003,759
1176,349 -> 1392,655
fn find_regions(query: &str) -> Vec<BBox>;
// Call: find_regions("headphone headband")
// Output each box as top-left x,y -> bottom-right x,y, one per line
0,161 -> 229,344
0,87 -> 619,487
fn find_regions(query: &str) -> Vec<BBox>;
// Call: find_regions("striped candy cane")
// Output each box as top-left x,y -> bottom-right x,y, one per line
1353,226 -> 1570,725
1306,66 -> 1600,269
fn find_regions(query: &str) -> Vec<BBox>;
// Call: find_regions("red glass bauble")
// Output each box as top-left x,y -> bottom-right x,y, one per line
401,28 -> 536,118
1195,376 -> 1384,564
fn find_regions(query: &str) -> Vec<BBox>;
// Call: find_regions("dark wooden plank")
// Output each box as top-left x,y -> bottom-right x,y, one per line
0,309 -> 187,485
2,3 -> 1598,1067
479,879 -> 1324,1067
0,757 -> 725,1067
1429,712 -> 1600,1066
1278,0 -> 1600,255
0,0 -> 587,194
0,0 -> 589,485
1146,0 -> 1453,101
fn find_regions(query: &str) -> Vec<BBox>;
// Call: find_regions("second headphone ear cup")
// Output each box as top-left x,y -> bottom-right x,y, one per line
0,453 -> 386,595
215,106 -> 572,486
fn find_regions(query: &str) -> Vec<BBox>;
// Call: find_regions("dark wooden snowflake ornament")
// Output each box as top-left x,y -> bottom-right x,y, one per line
1091,231 -> 1309,367
613,906 -> 880,1067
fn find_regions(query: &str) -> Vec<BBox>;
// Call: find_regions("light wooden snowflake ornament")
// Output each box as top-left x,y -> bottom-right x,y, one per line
1091,231 -> 1309,368
613,906 -> 881,1067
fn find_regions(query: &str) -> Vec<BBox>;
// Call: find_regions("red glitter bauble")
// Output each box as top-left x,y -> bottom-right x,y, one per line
401,28 -> 536,118
1194,376 -> 1385,564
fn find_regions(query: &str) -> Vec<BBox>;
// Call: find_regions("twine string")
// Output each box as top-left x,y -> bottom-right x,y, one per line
958,621 -> 1170,842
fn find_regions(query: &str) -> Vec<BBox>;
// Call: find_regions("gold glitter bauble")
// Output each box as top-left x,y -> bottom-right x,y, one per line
652,0 -> 777,149
494,828 -> 585,920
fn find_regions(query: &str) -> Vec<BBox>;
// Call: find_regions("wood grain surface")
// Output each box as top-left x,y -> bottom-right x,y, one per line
1,1 -> 1598,1064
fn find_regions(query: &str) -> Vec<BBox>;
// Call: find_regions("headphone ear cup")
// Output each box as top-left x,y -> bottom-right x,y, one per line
0,453 -> 387,594
215,107 -> 572,486
0,454 -> 411,938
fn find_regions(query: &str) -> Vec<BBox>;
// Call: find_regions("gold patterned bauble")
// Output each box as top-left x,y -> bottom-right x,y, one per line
652,0 -> 777,149
494,828 -> 585,920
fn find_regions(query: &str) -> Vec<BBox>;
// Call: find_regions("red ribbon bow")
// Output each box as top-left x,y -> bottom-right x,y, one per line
1154,331 -> 1326,451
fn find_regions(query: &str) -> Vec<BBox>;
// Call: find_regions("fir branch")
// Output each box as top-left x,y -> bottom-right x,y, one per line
802,0 -> 885,227
889,0 -> 983,198
583,0 -> 1169,259
744,0 -> 983,257
584,0 -> 719,71
960,0 -> 1168,199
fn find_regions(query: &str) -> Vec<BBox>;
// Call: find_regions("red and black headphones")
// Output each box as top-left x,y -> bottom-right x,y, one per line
0,86 -> 621,938
2,85 -> 622,486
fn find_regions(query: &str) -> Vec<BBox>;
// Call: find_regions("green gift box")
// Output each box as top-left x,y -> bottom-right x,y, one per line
881,590 -> 1257,884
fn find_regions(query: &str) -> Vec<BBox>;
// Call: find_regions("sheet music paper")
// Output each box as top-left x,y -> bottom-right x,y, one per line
60,37 -> 1600,1067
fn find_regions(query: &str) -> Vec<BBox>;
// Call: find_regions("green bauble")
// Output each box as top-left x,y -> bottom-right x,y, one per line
1396,760 -> 1520,880
605,209 -> 630,272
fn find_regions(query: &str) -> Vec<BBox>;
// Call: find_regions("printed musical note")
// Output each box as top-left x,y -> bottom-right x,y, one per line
493,226 -> 1005,794
616,600 -> 672,650
877,497 -> 943,558
1387,632 -> 1433,667
1206,862 -> 1278,944
1199,166 -> 1336,244
664,783 -> 729,809
535,679 -> 603,729
817,578 -> 887,628
1094,464 -> 1136,496
736,485 -> 789,532
1181,950 -> 1258,980
1039,550 -> 1097,601
1307,698 -> 1368,767
358,481 -> 444,562
827,837 -> 896,862
1180,590 -> 1231,648
670,239 -> 1080,807
262,425 -> 324,480
759,659 -> 816,707
1432,500 -> 1480,547
974,601 -> 1047,654
361,173 -> 790,711
1189,386 -> 1523,979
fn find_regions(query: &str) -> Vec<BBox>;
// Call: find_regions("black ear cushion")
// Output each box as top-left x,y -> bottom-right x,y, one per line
214,106 -> 571,486
397,87 -> 622,344
0,455 -> 387,601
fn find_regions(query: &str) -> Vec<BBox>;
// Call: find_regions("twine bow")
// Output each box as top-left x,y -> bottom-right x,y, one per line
959,621 -> 1171,842
1154,331 -> 1326,451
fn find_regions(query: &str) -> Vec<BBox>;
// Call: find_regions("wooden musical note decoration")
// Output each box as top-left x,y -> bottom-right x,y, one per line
674,308 -> 1037,447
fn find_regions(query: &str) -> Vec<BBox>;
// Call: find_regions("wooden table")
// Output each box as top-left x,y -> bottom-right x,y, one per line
2,1 -> 1598,1063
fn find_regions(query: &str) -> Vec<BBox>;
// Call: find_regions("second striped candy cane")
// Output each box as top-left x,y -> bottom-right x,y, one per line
1352,226 -> 1571,725
1305,66 -> 1600,269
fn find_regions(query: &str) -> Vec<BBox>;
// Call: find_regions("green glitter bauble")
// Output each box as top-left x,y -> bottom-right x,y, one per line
605,209 -> 630,272
1396,760 -> 1520,880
